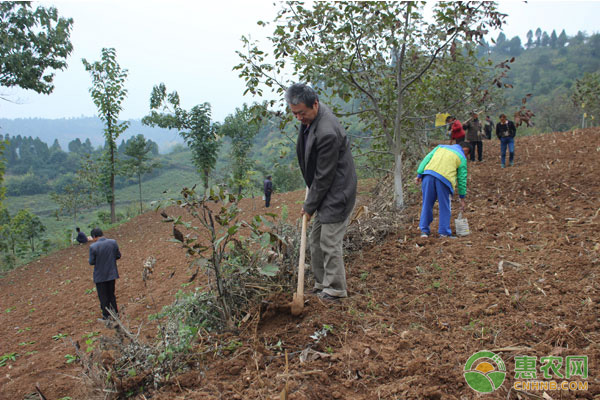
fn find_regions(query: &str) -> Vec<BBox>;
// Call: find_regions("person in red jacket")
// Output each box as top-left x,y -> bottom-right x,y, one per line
446,115 -> 465,144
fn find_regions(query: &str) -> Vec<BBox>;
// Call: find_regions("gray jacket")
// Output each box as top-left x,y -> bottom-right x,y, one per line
89,237 -> 121,283
296,103 -> 357,224
463,119 -> 483,142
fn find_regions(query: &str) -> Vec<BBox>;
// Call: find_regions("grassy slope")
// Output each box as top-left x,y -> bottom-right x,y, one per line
4,168 -> 202,243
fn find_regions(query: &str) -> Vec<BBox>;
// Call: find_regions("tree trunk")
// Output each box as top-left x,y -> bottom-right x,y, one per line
391,3 -> 411,210
138,173 -> 143,214
110,146 -> 116,223
393,153 -> 405,209
203,168 -> 209,189
108,117 -> 116,224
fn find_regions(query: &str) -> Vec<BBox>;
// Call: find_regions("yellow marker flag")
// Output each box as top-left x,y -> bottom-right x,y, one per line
584,112 -> 587,118
435,113 -> 450,127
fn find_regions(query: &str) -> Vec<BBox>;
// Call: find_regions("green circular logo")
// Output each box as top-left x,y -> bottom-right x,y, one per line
464,351 -> 506,393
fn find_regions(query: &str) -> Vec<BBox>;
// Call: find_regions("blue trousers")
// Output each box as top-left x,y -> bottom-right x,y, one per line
419,174 -> 452,236
500,137 -> 515,165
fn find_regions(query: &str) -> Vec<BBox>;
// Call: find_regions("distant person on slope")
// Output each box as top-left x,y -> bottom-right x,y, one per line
495,113 -> 517,168
415,143 -> 470,238
263,175 -> 273,207
463,112 -> 484,162
287,83 -> 357,302
75,227 -> 88,244
446,115 -> 466,145
88,228 -> 121,323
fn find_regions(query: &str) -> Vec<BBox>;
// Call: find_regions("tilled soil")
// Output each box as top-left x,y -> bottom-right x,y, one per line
1,129 -> 599,399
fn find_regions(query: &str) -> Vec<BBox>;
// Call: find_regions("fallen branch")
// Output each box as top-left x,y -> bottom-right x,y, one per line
35,384 -> 48,400
276,369 -> 324,379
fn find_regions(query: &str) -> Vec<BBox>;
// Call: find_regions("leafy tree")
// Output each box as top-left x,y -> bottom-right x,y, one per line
0,208 -> 16,258
6,172 -> 50,195
11,209 -> 45,253
525,30 -> 534,49
220,104 -> 261,195
506,36 -> 523,56
569,31 -> 585,46
541,31 -> 550,47
235,1 -> 506,207
496,32 -> 507,49
50,138 -> 62,152
0,209 -> 23,257
557,29 -> 568,47
82,48 -> 129,223
531,93 -> 579,133
143,83 -> 220,189
535,27 -> 542,47
51,155 -> 102,227
572,72 -> 600,123
68,138 -> 83,153
0,2 -> 73,95
123,134 -> 161,213
550,30 -> 558,49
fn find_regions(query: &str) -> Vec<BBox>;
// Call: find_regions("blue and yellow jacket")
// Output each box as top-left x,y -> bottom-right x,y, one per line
416,144 -> 467,198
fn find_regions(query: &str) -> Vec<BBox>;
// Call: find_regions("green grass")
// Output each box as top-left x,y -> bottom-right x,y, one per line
2,165 -> 205,270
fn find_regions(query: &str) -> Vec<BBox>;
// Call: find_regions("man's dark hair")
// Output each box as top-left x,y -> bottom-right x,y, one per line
91,228 -> 103,238
446,115 -> 455,122
499,113 -> 507,119
76,227 -> 81,232
266,175 -> 272,179
285,83 -> 319,107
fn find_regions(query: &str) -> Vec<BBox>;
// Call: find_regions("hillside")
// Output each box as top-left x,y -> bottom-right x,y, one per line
0,117 -> 182,153
1,129 -> 599,399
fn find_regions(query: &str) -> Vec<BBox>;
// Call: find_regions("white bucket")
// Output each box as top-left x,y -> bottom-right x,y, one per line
455,212 -> 470,236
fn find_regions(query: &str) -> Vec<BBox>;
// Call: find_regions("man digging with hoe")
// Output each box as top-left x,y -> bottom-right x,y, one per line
286,83 -> 357,315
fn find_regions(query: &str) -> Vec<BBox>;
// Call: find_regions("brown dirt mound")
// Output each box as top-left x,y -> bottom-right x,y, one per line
1,129 -> 599,399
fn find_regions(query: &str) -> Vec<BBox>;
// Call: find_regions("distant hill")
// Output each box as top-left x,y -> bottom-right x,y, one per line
0,117 -> 183,153
481,30 -> 600,132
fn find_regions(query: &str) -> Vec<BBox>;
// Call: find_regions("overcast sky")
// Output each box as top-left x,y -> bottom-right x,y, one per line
1,0 -> 599,123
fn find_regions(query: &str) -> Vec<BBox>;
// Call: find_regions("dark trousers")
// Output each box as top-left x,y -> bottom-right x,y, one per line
469,141 -> 483,161
96,280 -> 118,319
264,192 -> 271,207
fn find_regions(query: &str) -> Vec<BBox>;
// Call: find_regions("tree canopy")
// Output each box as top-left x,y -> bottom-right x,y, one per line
143,83 -> 221,189
83,48 -> 129,223
123,134 -> 161,213
220,104 -> 261,195
236,1 -> 506,207
0,2 -> 73,95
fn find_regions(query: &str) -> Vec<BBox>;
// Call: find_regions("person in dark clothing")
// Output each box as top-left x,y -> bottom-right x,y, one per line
75,227 -> 88,244
463,112 -> 483,162
495,114 -> 517,168
263,175 -> 273,207
484,116 -> 494,140
446,116 -> 465,144
88,227 -> 121,321
287,83 -> 357,302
